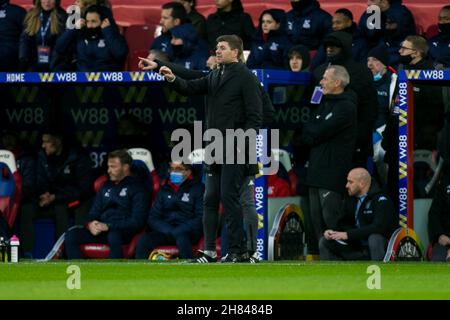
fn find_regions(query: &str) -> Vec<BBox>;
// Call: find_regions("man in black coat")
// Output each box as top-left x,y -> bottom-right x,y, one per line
313,31 -> 378,168
319,168 -> 398,261
205,0 -> 255,50
398,35 -> 444,151
139,54 -> 272,263
152,35 -> 263,263
300,65 -> 357,250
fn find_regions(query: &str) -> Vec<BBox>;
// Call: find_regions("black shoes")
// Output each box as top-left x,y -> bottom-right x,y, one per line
189,250 -> 217,263
221,252 -> 260,263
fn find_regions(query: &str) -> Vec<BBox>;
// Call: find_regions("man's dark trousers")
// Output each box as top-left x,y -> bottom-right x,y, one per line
203,163 -> 247,255
65,227 -> 135,259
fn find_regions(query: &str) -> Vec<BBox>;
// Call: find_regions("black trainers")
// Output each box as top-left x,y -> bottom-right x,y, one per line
189,250 -> 217,263
248,253 -> 260,263
221,253 -> 246,263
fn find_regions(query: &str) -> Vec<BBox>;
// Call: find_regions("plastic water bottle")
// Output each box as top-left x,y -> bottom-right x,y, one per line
10,235 -> 20,263
0,237 -> 7,262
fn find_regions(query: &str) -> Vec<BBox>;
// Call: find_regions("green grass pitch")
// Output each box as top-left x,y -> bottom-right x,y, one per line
0,261 -> 449,300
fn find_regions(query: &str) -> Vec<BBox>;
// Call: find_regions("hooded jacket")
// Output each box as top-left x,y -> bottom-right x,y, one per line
148,177 -> 203,237
151,31 -> 173,58
54,24 -> 128,71
338,182 -> 398,241
247,9 -> 292,70
89,175 -> 149,232
428,29 -> 450,68
358,0 -> 416,49
206,7 -> 255,50
0,0 -> 26,71
301,90 -> 357,193
313,31 -> 378,160
170,23 -> 209,70
310,22 -> 369,69
286,0 -> 332,50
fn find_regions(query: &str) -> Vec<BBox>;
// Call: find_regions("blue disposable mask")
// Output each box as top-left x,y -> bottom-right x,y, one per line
169,172 -> 184,185
373,72 -> 383,81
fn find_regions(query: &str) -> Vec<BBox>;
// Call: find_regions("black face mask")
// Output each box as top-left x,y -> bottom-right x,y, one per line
399,54 -> 413,65
326,51 -> 346,65
438,23 -> 450,35
172,44 -> 184,57
291,0 -> 313,13
83,27 -> 102,39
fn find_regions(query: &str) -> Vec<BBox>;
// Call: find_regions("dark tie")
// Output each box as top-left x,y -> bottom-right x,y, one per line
355,197 -> 363,228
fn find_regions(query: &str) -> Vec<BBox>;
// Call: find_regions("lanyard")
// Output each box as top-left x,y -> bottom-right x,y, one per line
40,12 -> 51,46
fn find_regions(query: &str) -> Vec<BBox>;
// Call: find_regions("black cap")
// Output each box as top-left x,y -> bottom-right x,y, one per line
368,45 -> 390,67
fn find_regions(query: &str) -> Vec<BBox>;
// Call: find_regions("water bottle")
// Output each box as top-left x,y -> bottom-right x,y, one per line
10,235 -> 20,263
0,237 -> 7,263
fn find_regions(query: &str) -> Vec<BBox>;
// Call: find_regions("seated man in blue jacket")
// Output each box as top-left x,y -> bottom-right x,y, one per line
53,4 -> 128,71
319,168 -> 398,261
65,149 -> 149,259
135,161 -> 203,259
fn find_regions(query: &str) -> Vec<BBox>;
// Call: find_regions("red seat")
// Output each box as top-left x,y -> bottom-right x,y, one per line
426,243 -> 433,261
272,149 -> 297,197
124,24 -> 158,70
0,150 -> 22,230
425,24 -> 439,39
128,49 -> 152,71
128,148 -> 160,203
80,230 -> 146,259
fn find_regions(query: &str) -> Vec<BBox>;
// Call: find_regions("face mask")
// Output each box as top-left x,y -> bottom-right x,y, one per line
438,23 -> 450,35
172,44 -> 184,57
83,27 -> 102,39
373,72 -> 383,81
399,54 -> 413,65
169,172 -> 184,185
326,51 -> 345,65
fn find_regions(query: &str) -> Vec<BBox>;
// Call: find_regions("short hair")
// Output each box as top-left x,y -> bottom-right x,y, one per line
171,161 -> 193,172
108,149 -> 133,166
335,8 -> 353,21
351,168 -> 372,185
405,35 -> 428,58
216,35 -> 244,60
441,5 -> 450,11
84,5 -> 105,20
162,2 -> 187,23
42,127 -> 65,143
327,65 -> 350,88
